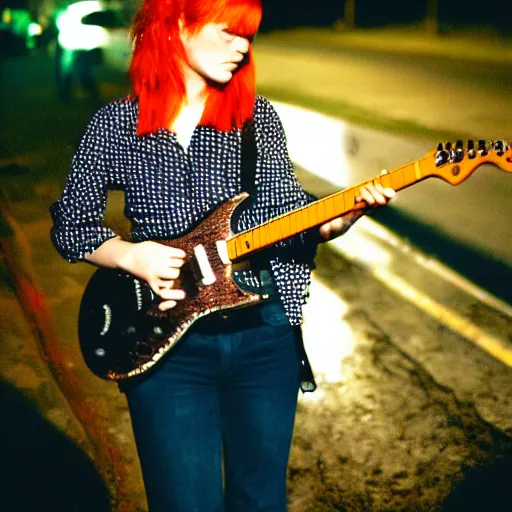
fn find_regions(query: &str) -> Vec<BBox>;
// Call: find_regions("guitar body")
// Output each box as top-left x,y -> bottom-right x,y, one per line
78,192 -> 263,380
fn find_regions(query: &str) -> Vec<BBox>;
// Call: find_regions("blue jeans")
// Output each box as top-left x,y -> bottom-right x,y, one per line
125,301 -> 300,512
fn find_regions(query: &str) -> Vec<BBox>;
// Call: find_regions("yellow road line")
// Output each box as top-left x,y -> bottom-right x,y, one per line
373,266 -> 512,367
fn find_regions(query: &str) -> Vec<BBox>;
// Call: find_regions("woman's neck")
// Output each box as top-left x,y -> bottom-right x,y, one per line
168,67 -> 208,150
182,66 -> 208,108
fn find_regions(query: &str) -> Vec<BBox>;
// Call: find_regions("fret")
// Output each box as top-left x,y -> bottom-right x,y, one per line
343,188 -> 356,211
380,172 -> 392,189
402,163 -> 415,187
337,193 -> 345,216
253,226 -> 260,250
309,201 -> 318,227
324,196 -> 335,220
391,168 -> 404,190
259,223 -> 270,248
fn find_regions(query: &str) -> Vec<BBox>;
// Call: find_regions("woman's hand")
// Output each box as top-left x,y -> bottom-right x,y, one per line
319,170 -> 395,241
118,241 -> 187,311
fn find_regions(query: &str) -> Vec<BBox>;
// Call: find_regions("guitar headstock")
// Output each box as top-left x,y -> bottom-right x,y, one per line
426,140 -> 512,185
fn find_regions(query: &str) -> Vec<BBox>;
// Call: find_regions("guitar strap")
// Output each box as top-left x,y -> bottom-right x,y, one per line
240,118 -> 317,393
241,118 -> 257,197
240,118 -> 276,295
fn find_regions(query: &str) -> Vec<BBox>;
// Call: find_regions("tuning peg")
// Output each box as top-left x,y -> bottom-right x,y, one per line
478,139 -> 488,156
435,143 -> 450,167
444,141 -> 459,163
453,140 -> 464,162
467,140 -> 476,159
494,140 -> 505,156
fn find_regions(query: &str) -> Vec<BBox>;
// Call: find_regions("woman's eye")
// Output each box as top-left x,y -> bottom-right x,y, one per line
221,29 -> 235,40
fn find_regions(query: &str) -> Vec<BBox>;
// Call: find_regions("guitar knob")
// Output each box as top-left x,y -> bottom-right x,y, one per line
146,323 -> 166,340
153,325 -> 164,337
494,140 -> 505,156
134,341 -> 154,358
478,139 -> 488,156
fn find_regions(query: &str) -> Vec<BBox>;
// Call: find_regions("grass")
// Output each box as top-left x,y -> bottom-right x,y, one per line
256,25 -> 512,65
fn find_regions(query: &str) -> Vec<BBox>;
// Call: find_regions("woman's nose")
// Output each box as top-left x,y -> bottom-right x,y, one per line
232,36 -> 250,55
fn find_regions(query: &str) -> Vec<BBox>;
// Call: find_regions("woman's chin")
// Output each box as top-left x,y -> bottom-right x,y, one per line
206,69 -> 234,85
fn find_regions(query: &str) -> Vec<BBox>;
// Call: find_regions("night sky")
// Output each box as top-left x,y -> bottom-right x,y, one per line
260,0 -> 510,33
1,0 -> 509,34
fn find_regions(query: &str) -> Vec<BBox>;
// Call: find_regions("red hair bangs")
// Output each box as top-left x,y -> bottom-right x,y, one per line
129,0 -> 262,136
194,0 -> 262,40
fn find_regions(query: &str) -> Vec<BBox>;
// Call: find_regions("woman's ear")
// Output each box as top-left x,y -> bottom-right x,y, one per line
178,17 -> 186,39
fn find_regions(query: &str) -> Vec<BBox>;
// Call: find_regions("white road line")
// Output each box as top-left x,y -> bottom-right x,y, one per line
329,218 -> 512,368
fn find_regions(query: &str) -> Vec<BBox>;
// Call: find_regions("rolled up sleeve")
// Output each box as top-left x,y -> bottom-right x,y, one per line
50,106 -> 120,262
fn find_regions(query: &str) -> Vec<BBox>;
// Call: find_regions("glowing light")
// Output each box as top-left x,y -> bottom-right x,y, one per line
28,22 -> 42,37
274,102 -> 352,188
301,276 -> 354,402
56,1 -> 110,51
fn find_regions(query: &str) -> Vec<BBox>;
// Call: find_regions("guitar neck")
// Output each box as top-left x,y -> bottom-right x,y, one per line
227,155 -> 430,261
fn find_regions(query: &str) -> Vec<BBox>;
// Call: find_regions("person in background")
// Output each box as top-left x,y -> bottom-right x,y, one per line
49,0 -> 395,510
54,2 -> 102,104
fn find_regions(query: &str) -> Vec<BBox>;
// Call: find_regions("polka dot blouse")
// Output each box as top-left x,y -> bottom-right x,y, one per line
50,95 -> 319,325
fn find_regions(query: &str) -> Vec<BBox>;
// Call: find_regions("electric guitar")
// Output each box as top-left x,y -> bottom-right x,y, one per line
78,140 -> 512,381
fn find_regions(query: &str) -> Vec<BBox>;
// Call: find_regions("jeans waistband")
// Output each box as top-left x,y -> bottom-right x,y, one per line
192,300 -> 280,334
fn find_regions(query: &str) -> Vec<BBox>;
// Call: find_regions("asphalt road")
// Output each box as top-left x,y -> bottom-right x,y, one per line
0,50 -> 511,511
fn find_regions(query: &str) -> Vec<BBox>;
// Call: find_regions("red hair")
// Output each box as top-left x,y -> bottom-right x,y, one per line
129,0 -> 262,136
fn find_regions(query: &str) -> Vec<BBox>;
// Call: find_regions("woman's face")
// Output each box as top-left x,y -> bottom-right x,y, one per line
180,22 -> 251,84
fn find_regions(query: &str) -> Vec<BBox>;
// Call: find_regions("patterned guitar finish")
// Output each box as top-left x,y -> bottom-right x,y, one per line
78,140 -> 512,380
79,192 -> 263,380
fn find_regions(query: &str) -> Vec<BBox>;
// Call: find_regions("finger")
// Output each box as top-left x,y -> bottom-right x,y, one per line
168,256 -> 186,267
319,223 -> 332,240
158,266 -> 181,280
166,247 -> 187,259
157,280 -> 175,293
370,184 -> 388,205
159,288 -> 186,301
359,186 -> 377,205
330,217 -> 344,231
158,300 -> 177,312
375,183 -> 396,199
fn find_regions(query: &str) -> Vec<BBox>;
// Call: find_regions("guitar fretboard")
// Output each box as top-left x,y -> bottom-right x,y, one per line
227,155 -> 430,261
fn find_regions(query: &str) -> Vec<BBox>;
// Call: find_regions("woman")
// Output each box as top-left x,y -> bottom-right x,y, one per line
50,0 -> 394,510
